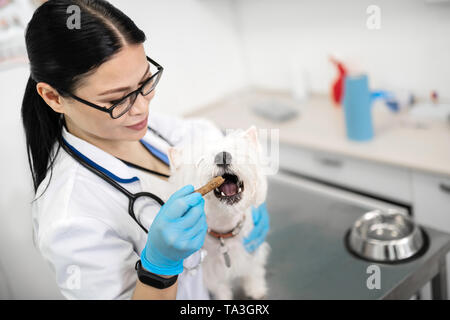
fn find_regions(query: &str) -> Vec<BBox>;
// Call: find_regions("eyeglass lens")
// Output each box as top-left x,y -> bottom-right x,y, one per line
111,62 -> 161,119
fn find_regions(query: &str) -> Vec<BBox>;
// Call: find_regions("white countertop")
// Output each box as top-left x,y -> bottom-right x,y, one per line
185,88 -> 450,177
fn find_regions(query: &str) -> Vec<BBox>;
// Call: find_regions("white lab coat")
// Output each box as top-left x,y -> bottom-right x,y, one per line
31,110 -> 223,300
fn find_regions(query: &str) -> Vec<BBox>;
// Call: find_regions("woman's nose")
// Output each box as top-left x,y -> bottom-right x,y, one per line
128,91 -> 153,116
214,151 -> 232,167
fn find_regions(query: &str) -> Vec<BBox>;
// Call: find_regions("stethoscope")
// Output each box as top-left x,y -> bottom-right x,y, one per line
58,122 -> 206,274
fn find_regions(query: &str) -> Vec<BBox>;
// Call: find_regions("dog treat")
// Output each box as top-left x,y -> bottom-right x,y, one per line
194,176 -> 225,196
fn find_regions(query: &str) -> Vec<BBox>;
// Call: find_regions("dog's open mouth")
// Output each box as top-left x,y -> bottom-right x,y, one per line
213,173 -> 244,205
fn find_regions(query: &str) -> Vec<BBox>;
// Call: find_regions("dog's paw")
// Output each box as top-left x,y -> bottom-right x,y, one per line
243,278 -> 268,300
248,293 -> 268,300
246,287 -> 268,300
215,291 -> 233,300
211,284 -> 234,300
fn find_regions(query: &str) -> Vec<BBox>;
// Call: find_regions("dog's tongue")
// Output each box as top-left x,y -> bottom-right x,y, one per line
219,182 -> 237,196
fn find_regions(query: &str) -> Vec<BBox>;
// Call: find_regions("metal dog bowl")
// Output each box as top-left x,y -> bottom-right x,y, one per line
347,209 -> 426,262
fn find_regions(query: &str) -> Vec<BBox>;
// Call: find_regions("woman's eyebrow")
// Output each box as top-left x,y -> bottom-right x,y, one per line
98,63 -> 151,96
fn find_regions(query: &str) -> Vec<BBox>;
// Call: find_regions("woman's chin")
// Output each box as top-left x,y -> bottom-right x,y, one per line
117,126 -> 146,141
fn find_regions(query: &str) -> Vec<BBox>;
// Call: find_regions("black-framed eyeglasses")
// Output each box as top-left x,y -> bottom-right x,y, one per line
61,56 -> 163,119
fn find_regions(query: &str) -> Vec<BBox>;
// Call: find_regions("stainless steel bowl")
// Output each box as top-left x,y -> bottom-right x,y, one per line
348,209 -> 425,262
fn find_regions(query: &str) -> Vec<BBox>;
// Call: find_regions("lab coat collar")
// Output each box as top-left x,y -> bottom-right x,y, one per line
141,128 -> 171,166
61,125 -> 171,183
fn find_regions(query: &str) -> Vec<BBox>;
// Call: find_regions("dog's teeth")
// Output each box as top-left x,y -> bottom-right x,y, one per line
238,187 -> 242,193
221,191 -> 226,196
215,188 -> 219,192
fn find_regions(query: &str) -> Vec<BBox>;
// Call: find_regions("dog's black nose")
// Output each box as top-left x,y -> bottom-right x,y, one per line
214,151 -> 232,167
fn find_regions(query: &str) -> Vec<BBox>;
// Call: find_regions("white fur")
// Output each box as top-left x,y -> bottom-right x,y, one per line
168,126 -> 270,300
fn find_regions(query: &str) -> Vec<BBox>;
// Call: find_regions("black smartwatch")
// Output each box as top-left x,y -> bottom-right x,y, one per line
135,260 -> 178,289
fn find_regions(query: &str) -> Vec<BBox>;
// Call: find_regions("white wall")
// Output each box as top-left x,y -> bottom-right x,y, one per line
233,0 -> 450,101
0,65 -> 63,299
108,0 -> 247,116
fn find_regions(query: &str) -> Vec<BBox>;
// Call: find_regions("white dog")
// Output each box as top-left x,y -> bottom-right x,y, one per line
167,126 -> 270,300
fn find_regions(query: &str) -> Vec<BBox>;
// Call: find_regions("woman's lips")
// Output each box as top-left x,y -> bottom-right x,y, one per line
125,116 -> 148,131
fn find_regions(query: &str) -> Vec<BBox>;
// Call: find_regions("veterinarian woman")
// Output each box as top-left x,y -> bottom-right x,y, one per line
22,0 -> 269,300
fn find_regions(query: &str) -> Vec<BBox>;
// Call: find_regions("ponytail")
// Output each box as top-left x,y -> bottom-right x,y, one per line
21,76 -> 62,194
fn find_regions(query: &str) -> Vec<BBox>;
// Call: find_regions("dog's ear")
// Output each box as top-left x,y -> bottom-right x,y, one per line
243,125 -> 258,145
167,147 -> 183,170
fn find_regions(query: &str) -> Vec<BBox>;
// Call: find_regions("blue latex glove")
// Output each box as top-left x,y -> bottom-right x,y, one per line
141,185 -> 207,276
243,202 -> 270,253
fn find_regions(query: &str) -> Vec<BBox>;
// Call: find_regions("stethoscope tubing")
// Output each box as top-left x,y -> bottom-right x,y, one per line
58,128 -> 207,273
59,134 -> 167,234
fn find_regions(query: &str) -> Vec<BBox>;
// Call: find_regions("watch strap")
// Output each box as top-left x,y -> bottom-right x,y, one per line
135,260 -> 178,289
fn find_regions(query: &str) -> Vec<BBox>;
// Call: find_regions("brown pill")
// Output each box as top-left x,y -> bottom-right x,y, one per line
194,176 -> 225,196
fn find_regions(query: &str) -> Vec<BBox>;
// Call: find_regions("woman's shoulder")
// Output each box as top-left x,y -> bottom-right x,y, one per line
31,145 -> 129,245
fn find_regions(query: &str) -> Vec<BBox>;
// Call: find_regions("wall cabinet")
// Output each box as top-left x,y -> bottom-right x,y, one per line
279,144 -> 412,204
412,172 -> 450,233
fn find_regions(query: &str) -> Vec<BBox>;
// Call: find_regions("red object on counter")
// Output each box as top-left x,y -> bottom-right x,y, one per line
431,90 -> 438,104
330,56 -> 347,107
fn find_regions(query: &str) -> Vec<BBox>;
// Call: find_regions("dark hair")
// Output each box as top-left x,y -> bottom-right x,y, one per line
22,0 -> 146,196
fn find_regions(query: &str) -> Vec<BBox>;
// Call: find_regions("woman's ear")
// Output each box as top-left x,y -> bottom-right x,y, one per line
36,82 -> 65,114
168,147 -> 183,171
243,125 -> 258,146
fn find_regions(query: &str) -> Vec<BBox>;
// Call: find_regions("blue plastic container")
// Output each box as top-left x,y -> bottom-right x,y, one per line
342,74 -> 374,141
